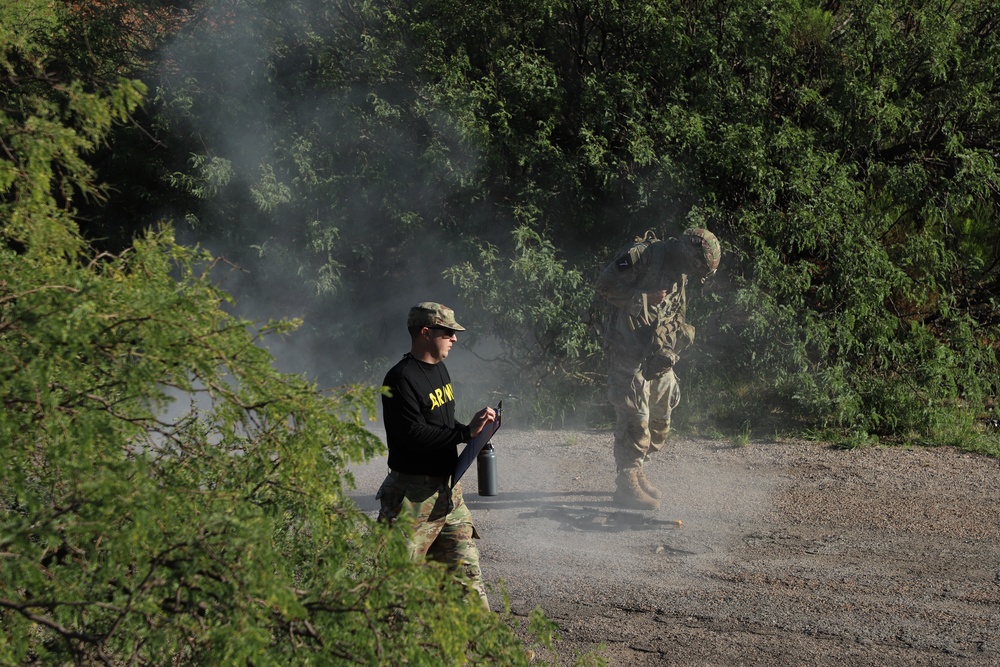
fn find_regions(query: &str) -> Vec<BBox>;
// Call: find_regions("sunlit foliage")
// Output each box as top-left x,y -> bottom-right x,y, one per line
0,2 -> 547,662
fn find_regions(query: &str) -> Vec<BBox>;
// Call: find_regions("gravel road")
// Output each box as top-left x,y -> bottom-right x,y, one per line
348,428 -> 1000,666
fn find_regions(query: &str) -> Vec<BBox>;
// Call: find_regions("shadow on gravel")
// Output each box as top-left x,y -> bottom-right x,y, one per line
514,504 -> 685,532
350,488 -> 614,514
464,490 -> 610,512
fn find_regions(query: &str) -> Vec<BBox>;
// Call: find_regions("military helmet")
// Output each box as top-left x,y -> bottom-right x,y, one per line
679,228 -> 721,278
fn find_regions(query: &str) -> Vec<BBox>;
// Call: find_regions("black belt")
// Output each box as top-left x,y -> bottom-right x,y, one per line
391,470 -> 450,485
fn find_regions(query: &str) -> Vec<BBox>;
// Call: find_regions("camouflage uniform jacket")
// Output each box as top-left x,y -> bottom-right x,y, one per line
594,238 -> 694,371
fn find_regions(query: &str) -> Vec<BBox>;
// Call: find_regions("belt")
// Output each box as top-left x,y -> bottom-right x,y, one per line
390,470 -> 451,485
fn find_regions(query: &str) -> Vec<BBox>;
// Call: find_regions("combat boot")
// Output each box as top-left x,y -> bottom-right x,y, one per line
614,468 -> 660,510
635,467 -> 662,499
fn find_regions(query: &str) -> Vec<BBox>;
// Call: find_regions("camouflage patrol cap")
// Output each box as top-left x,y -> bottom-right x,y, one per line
679,228 -> 721,278
407,302 -> 466,331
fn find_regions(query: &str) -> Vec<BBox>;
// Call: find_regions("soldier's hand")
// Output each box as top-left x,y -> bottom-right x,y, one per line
642,352 -> 677,379
674,322 -> 696,353
469,406 -> 497,438
645,289 -> 669,306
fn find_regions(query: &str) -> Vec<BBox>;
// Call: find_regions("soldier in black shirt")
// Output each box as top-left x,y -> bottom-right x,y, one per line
376,302 -> 496,609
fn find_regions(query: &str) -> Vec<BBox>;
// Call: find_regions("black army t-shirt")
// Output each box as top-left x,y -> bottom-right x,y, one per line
382,353 -> 471,477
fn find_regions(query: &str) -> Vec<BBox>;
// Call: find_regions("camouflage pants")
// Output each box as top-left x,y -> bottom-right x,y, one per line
376,471 -> 489,610
607,352 -> 681,470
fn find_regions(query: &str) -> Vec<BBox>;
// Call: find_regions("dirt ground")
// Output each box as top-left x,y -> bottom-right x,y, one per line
349,429 -> 1000,666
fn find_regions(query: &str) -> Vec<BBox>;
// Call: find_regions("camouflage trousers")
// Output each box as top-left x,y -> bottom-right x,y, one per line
607,352 -> 681,470
376,471 -> 489,610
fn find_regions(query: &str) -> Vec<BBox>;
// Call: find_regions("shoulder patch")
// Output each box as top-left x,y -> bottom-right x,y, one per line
614,251 -> 634,272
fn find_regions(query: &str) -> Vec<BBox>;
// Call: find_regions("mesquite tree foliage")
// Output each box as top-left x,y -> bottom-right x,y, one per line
80,1 -> 1000,436
1,2 -> 549,663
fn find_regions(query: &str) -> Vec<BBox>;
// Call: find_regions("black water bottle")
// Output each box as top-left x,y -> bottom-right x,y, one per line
477,442 -> 498,496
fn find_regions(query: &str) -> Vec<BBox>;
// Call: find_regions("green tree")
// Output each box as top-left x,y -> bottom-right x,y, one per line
445,225 -> 604,426
1,3 -> 548,663
98,0 -> 1000,441
682,0 -> 1000,442
149,0 -> 717,387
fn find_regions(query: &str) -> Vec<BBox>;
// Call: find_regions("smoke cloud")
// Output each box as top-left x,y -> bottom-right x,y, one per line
155,0 -> 510,414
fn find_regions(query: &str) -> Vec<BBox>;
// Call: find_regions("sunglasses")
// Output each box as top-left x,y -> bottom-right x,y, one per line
429,326 -> 458,337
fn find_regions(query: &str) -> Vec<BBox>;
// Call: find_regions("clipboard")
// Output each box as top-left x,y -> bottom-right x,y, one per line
452,401 -> 502,487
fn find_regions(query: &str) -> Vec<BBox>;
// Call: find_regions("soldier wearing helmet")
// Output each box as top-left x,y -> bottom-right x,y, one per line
594,228 -> 721,510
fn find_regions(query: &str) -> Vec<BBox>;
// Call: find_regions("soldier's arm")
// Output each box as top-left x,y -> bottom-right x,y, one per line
595,245 -> 651,312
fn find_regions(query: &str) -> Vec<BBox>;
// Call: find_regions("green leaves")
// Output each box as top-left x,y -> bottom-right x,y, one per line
669,0 -> 999,438
446,225 -> 603,425
144,0 -> 999,442
1,4 -> 543,664
0,1 -> 147,261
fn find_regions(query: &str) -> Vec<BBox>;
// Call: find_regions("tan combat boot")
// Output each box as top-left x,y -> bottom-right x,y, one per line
614,468 -> 660,510
635,467 -> 662,499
